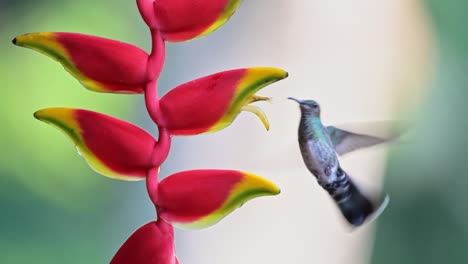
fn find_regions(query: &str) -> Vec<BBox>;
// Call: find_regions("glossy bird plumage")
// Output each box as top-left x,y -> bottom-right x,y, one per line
289,98 -> 390,227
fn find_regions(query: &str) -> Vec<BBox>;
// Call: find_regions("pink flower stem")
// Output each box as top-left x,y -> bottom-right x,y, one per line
144,28 -> 170,207
144,80 -> 161,125
146,167 -> 160,206
136,0 -> 158,29
152,127 -> 172,167
145,29 -> 166,125
148,29 -> 165,80
146,126 -> 171,205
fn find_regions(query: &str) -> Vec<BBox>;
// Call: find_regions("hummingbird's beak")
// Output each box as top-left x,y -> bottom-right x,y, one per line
287,97 -> 304,104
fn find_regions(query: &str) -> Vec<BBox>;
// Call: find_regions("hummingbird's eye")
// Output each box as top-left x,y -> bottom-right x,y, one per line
312,103 -> 319,109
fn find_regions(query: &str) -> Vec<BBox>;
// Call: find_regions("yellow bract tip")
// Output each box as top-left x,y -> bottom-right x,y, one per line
246,67 -> 288,82
199,0 -> 244,39
33,107 -> 74,123
13,32 -> 56,48
240,172 -> 281,196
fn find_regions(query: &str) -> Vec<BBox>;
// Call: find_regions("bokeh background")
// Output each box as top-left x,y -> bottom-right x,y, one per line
1,0 -> 466,263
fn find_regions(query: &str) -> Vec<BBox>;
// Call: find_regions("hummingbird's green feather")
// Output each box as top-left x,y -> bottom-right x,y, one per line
300,115 -> 328,140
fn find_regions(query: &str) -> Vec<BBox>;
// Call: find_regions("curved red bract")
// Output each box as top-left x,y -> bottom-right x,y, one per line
57,33 -> 149,85
159,69 -> 245,135
57,33 -> 149,93
13,32 -> 150,94
157,170 -> 243,223
154,0 -> 229,41
76,110 -> 157,177
111,220 -> 178,264
18,0 -> 285,262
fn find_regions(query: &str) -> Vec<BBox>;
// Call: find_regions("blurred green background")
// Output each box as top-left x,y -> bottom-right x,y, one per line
2,0 -> 468,263
371,0 -> 468,263
0,0 -> 157,262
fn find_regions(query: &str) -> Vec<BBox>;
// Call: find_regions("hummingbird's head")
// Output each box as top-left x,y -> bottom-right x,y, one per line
288,97 -> 321,117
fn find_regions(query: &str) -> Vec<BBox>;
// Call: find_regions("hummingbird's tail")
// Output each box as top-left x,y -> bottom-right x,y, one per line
327,170 -> 389,227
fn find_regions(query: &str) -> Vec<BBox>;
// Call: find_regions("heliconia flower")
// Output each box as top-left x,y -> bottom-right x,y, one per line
137,0 -> 244,42
13,32 -> 149,94
155,169 -> 280,229
33,107 -> 160,181
158,67 -> 288,136
111,220 -> 178,264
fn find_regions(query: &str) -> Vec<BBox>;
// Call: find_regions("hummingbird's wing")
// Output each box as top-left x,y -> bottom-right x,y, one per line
327,124 -> 397,155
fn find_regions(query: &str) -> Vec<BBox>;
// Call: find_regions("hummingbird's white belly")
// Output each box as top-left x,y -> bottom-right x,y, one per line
300,139 -> 339,185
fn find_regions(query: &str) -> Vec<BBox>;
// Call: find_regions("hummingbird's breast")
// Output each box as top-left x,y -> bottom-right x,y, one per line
299,139 -> 338,178
298,117 -> 339,184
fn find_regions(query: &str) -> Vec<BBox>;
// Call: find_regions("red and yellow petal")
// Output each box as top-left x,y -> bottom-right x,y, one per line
111,220 -> 178,264
153,0 -> 244,42
159,67 -> 288,136
156,170 -> 280,229
34,108 -> 157,180
13,32 -> 149,94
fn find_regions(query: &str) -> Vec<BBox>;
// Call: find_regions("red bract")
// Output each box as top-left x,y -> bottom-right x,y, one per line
16,0 -> 287,263
14,32 -> 149,93
159,67 -> 288,135
111,220 -> 178,264
137,0 -> 244,42
33,108 -> 169,180
156,170 -> 280,229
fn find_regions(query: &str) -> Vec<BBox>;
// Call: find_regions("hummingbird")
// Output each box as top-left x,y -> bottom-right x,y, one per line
288,97 -> 391,227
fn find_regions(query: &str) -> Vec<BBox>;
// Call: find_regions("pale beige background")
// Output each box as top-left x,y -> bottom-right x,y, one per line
160,0 -> 432,263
